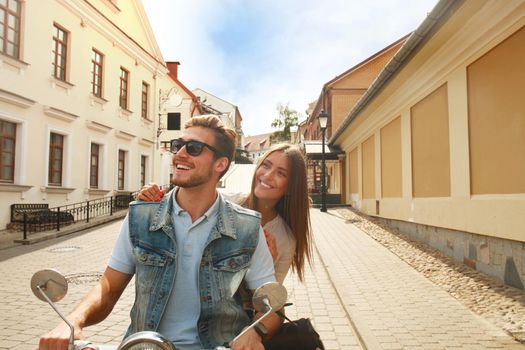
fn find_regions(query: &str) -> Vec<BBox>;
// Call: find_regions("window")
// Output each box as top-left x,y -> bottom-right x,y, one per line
49,133 -> 64,186
140,155 -> 147,187
91,49 -> 103,97
90,143 -> 99,188
52,24 -> 68,81
0,120 -> 16,183
167,112 -> 181,130
0,0 -> 21,58
141,82 -> 149,119
118,150 -> 125,190
119,67 -> 129,109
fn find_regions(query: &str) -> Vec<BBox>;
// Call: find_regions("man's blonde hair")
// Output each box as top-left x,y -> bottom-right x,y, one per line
184,115 -> 237,178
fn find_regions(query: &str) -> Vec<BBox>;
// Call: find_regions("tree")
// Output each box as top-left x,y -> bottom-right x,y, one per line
271,103 -> 299,143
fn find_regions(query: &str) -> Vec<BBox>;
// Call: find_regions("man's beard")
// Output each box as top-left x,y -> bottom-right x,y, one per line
171,167 -> 214,188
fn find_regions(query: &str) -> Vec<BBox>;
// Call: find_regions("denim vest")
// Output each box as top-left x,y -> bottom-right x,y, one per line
125,189 -> 261,348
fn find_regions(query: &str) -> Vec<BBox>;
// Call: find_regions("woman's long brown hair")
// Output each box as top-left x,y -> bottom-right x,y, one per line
241,143 -> 312,282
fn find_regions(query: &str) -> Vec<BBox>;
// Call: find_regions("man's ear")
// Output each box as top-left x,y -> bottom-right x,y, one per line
214,157 -> 229,174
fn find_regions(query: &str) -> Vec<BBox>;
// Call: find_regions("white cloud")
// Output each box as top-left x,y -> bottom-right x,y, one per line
142,0 -> 438,135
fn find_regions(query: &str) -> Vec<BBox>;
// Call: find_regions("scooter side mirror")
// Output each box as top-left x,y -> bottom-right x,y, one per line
31,268 -> 68,303
31,269 -> 76,350
252,281 -> 287,312
232,282 -> 288,344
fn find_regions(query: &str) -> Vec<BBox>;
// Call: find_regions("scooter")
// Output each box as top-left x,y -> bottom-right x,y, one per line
31,268 -> 287,350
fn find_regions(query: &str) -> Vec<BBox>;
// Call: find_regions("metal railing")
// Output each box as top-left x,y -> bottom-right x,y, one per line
11,193 -> 135,240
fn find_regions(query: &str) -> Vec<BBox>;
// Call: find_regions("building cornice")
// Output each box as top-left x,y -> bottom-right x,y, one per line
86,120 -> 113,133
0,183 -> 33,193
0,88 -> 36,108
55,0 -> 167,75
330,0 -> 463,144
115,130 -> 136,141
43,106 -> 80,123
331,0 -> 523,147
139,138 -> 154,147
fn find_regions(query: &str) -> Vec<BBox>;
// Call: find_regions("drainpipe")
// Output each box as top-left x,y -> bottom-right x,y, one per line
152,64 -> 160,184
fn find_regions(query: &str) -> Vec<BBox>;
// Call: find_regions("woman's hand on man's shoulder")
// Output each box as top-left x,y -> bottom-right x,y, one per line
137,183 -> 166,202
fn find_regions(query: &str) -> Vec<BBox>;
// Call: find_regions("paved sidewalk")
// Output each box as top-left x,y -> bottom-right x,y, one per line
311,209 -> 524,350
284,244 -> 362,350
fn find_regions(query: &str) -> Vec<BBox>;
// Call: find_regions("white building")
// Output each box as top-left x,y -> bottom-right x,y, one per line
0,0 -> 197,229
243,133 -> 273,162
192,88 -> 245,149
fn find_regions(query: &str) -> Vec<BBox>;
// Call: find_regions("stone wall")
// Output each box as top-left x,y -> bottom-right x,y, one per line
378,218 -> 525,290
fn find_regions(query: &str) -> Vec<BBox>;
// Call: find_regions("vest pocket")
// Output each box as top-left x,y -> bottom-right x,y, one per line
134,245 -> 169,266
212,252 -> 251,272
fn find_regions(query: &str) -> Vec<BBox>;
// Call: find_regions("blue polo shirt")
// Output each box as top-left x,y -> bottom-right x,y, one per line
108,190 -> 275,349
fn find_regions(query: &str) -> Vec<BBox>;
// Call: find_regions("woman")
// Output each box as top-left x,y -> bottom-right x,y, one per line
138,143 -> 312,283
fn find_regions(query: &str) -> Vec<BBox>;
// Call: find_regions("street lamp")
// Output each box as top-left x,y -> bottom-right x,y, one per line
319,109 -> 328,212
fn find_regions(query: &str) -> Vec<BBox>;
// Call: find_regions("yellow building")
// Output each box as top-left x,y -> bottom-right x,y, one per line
304,36 -> 407,203
330,0 -> 525,289
0,0 -> 197,230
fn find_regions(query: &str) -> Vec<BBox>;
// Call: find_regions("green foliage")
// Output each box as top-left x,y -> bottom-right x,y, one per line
271,103 -> 299,143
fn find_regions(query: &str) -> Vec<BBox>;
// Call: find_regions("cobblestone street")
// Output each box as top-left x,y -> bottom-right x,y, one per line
1,209 -> 524,349
0,216 -> 361,350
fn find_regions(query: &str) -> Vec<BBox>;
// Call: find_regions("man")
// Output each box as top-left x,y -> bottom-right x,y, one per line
40,115 -> 282,350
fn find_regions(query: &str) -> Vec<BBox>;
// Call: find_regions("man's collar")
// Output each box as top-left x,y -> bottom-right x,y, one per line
149,187 -> 234,238
172,187 -> 220,220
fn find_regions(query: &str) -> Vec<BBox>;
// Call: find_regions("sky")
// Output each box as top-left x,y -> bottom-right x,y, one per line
142,0 -> 439,136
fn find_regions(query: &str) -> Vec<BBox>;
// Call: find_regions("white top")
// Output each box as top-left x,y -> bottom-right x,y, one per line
222,191 -> 297,284
108,191 -> 275,349
263,214 -> 296,283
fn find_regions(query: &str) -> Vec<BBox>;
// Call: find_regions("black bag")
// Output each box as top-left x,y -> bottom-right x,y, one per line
264,317 -> 325,350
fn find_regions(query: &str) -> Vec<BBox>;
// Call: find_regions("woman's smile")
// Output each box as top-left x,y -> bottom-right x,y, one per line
258,180 -> 273,189
254,151 -> 289,201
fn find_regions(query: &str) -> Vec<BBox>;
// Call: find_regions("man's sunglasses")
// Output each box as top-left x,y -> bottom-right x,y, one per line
170,139 -> 223,157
